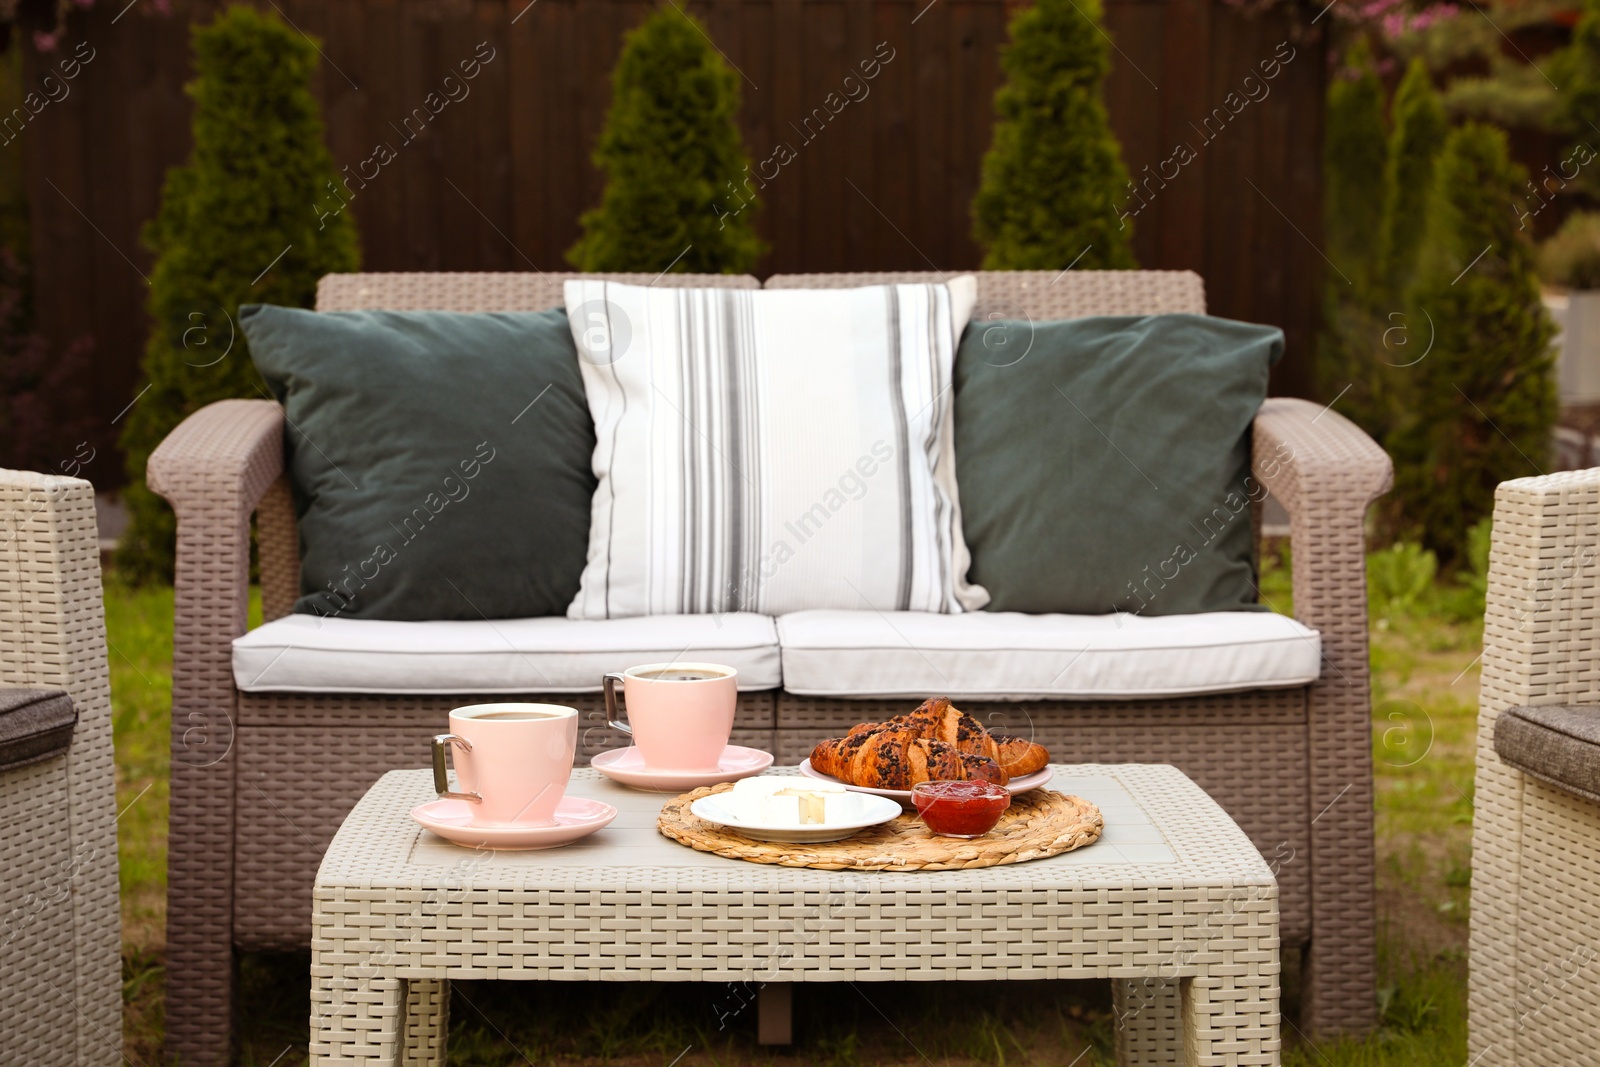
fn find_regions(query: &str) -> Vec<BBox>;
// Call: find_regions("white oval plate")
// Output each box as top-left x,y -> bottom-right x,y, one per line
796,759 -> 1053,802
689,790 -> 903,843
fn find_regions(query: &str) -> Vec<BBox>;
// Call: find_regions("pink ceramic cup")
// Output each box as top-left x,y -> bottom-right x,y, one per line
431,703 -> 578,826
603,662 -> 738,771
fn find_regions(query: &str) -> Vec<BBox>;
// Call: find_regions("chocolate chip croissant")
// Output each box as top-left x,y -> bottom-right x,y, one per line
808,727 -> 1005,790
846,697 -> 1051,779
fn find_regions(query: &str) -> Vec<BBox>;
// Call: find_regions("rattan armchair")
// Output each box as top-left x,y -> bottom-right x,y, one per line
151,270 -> 1391,1065
1469,469 -> 1600,1064
0,469 -> 122,1065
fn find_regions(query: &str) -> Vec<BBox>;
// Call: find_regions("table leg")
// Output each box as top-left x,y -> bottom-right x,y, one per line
758,982 -> 793,1045
310,970 -> 406,1065
1181,972 -> 1280,1066
402,978 -> 450,1066
1112,977 -> 1185,1065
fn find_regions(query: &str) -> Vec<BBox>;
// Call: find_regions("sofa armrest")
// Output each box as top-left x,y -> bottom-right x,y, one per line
1250,396 -> 1391,1033
1252,397 -> 1393,528
1251,397 -> 1391,622
148,398 -> 285,522
145,398 -> 283,758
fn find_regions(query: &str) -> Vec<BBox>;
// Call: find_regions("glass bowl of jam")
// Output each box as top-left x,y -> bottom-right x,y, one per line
911,780 -> 1011,838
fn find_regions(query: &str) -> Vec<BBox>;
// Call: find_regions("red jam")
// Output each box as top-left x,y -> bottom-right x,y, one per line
912,780 -> 1011,838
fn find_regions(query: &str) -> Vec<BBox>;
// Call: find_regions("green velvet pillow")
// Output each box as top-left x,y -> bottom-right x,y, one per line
953,313 -> 1282,616
242,305 -> 596,620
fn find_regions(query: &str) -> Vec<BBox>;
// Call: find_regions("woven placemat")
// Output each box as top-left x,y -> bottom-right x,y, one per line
657,783 -> 1103,871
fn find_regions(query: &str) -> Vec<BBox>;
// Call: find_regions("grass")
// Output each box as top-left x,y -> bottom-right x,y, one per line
107,547 -> 1479,1065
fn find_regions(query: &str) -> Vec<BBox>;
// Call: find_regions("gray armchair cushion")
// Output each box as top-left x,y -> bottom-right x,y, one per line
0,688 -> 76,771
1495,705 -> 1600,803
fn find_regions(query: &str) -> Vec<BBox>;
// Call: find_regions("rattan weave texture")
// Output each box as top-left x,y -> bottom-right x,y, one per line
156,272 -> 759,1064
762,269 -> 1207,320
310,764 -> 1279,1066
232,708 -> 774,949
153,268 -> 1387,1063
1251,397 -> 1390,1030
1469,470 -> 1600,1065
0,470 -> 122,1065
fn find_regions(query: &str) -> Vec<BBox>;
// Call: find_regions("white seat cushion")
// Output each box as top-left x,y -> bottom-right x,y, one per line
233,613 -> 781,694
776,610 -> 1321,700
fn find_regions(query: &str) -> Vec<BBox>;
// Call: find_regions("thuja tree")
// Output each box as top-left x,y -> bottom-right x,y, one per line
1379,58 -> 1447,295
1317,41 -> 1388,436
971,0 -> 1135,270
1350,57 -> 1449,458
1392,124 -> 1555,564
568,8 -> 762,273
1561,0 -> 1600,189
117,6 -> 358,581
1324,40 -> 1386,297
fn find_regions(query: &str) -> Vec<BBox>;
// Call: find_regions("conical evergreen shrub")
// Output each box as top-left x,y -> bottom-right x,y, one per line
971,0 -> 1135,270
568,8 -> 762,273
1563,0 -> 1600,154
1317,43 -> 1389,435
1391,123 -> 1555,564
116,6 -> 359,581
1379,59 -> 1447,294
1337,56 -> 1450,462
1324,41 -> 1387,299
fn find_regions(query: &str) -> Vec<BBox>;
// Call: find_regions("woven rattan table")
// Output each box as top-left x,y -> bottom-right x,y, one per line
311,763 -> 1280,1065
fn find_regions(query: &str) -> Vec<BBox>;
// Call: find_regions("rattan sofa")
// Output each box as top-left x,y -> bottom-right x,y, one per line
150,269 -> 1391,1065
1469,469 -> 1600,1064
0,469 -> 122,1065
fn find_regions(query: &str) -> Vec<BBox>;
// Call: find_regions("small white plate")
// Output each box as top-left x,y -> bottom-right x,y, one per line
410,795 -> 617,851
591,744 -> 775,792
796,759 -> 1053,802
689,790 -> 903,843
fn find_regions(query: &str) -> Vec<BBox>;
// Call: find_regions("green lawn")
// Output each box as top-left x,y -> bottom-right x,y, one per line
107,548 -> 1478,1065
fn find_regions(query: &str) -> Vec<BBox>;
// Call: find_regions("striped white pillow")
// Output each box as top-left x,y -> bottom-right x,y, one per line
563,277 -> 987,620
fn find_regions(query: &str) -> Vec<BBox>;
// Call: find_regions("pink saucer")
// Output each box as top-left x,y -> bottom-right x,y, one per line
409,795 -> 617,850
590,744 -> 774,792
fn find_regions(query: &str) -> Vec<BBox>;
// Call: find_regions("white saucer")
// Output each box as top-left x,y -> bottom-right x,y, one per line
410,795 -> 617,850
591,745 -> 774,792
796,759 -> 1053,802
689,790 -> 903,843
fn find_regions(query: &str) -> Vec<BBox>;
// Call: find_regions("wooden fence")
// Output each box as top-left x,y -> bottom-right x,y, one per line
20,0 -> 1327,484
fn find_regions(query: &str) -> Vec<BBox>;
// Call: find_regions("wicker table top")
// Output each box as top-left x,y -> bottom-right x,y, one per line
317,763 -> 1272,893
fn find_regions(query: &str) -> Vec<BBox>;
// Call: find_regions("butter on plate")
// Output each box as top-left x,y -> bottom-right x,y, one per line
724,776 -> 859,827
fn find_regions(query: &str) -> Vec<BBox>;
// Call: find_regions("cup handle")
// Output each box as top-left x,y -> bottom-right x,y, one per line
603,672 -> 632,735
431,734 -> 482,802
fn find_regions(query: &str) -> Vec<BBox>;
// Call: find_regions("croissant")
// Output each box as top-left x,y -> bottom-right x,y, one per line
991,733 -> 1050,777
849,697 -> 1050,779
809,727 -> 1005,790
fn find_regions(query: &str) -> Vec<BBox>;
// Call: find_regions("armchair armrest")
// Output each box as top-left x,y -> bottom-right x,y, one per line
1249,396 -> 1391,1034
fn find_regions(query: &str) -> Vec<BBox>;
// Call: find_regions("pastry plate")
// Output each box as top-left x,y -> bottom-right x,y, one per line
410,795 -> 617,850
592,745 -> 774,792
689,790 -> 904,843
796,759 -> 1053,803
